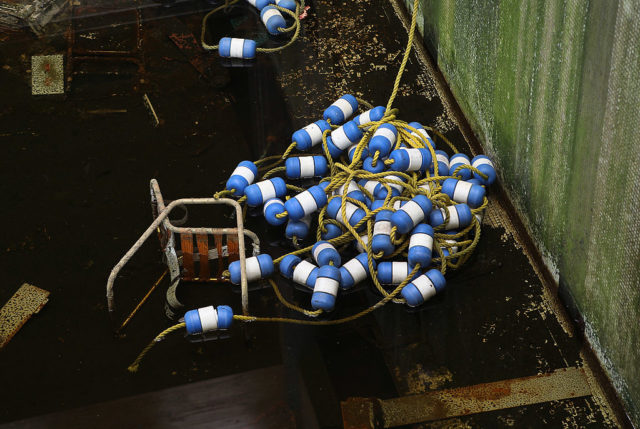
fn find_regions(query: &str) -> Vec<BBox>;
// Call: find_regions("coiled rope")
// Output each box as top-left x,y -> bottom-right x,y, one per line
129,0 -> 489,372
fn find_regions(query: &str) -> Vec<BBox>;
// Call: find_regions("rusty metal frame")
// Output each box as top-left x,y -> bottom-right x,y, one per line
341,367 -> 592,428
106,182 -> 259,320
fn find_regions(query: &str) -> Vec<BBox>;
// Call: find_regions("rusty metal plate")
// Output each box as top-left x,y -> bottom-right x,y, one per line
342,367 -> 592,428
31,54 -> 64,95
0,283 -> 49,348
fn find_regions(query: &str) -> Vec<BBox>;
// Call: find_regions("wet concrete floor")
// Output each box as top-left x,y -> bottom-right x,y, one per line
0,0 -> 623,427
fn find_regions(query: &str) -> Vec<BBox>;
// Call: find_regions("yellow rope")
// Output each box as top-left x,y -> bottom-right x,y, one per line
128,322 -> 186,373
201,0 -> 304,54
129,0 -> 493,371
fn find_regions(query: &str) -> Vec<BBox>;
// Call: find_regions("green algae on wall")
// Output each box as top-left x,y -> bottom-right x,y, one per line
405,0 -> 640,424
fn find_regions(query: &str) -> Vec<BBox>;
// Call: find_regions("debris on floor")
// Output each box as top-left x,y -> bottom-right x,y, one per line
0,283 -> 49,349
31,54 -> 64,95
0,0 -> 66,34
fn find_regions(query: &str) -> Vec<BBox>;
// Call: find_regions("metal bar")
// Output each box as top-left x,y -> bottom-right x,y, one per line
117,269 -> 168,334
341,367 -> 592,428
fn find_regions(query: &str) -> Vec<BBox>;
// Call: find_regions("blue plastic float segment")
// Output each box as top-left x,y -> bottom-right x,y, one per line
246,0 -> 273,9
262,198 -> 287,226
401,269 -> 446,307
353,106 -> 386,129
371,210 -> 395,257
279,254 -> 301,278
229,254 -> 274,284
408,223 -> 434,267
226,160 -> 258,197
370,199 -> 402,211
430,150 -> 449,177
388,148 -> 432,172
358,179 -> 378,200
261,6 -> 286,35
244,177 -> 287,207
348,144 -> 368,163
337,181 -> 367,205
441,178 -> 485,208
429,203 -> 473,230
275,0 -> 296,11
340,253 -> 375,289
443,230 -> 459,254
363,156 -> 386,173
292,120 -> 331,151
390,194 -> 432,234
263,198 -> 287,226
185,305 -> 233,335
285,215 -> 311,239
326,121 -> 362,158
449,153 -> 472,180
472,155 -> 497,185
218,37 -> 256,59
321,223 -> 343,240
467,178 -> 483,186
374,175 -> 405,199
280,255 -> 317,289
407,121 -> 435,148
355,233 -> 369,253
284,182 -> 329,220
376,261 -> 417,285
311,265 -> 340,310
323,94 -> 358,125
369,124 -> 398,158
326,197 -> 366,230
312,241 -> 341,267
285,155 -> 328,179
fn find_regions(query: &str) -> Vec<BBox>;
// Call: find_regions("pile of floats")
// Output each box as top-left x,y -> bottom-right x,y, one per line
185,94 -> 496,335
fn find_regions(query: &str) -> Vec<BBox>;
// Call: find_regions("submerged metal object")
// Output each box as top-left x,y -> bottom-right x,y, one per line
341,367 -> 592,428
31,54 -> 64,95
0,0 -> 66,34
0,283 -> 49,348
106,179 -> 260,329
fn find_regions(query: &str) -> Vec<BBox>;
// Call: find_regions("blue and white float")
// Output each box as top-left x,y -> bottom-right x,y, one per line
261,6 -> 286,35
292,120 -> 332,151
471,155 -> 496,185
312,265 -> 340,310
263,198 -> 287,226
368,124 -> 397,158
312,241 -> 341,266
218,38 -> 256,59
284,182 -> 329,220
429,203 -> 473,230
390,195 -> 433,234
323,94 -> 358,125
226,160 -> 258,197
285,156 -> 328,179
400,269 -> 446,307
244,177 -> 287,207
408,223 -> 434,267
371,210 -> 394,256
339,253 -> 375,289
441,178 -> 486,208
229,254 -> 274,284
185,305 -> 233,334
449,153 -> 472,180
